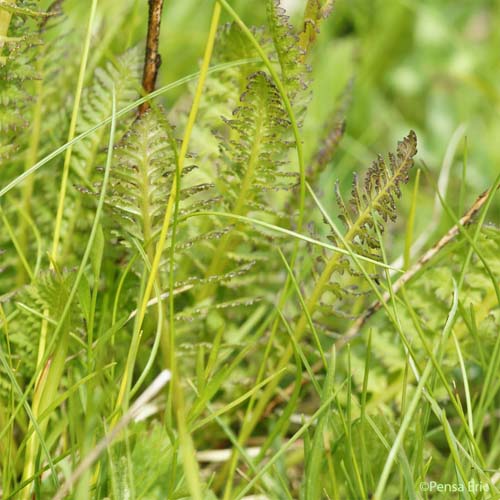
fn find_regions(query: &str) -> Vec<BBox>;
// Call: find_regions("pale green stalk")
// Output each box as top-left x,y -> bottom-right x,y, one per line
109,8 -> 222,496
0,59 -> 259,199
18,52 -> 45,283
19,85 -> 117,500
51,0 -> 98,260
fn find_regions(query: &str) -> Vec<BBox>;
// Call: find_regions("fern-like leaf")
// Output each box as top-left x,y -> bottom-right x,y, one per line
195,71 -> 297,304
219,70 -> 297,214
73,48 -> 142,179
334,131 -> 417,255
105,110 -> 178,251
301,131 -> 417,336
266,0 -> 309,114
0,268 -> 80,398
199,23 -> 265,129
104,109 -> 214,264
0,0 -> 43,161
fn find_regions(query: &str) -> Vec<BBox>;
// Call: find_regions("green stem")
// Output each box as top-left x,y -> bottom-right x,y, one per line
20,85 -> 117,500
199,110 -> 265,300
112,0 -> 222,418
51,0 -> 98,261
18,60 -> 44,284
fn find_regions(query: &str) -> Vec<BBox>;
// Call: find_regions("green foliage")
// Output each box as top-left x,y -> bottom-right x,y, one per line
335,131 -> 417,253
366,224 -> 500,400
199,22 -> 264,131
218,71 -> 297,213
266,0 -> 308,104
0,268 -> 79,397
310,131 -> 417,329
105,109 -> 180,249
0,0 -> 42,161
73,48 -> 143,179
0,1 -> 499,499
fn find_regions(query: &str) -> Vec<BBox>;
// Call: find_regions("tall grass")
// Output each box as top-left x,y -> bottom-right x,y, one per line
0,1 -> 499,499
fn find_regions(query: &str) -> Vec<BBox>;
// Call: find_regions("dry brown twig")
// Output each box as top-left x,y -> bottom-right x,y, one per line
139,0 -> 165,115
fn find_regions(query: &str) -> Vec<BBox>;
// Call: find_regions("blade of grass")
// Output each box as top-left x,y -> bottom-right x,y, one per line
278,248 -> 327,369
0,58 -> 259,199
51,0 -> 98,261
305,347 -> 336,500
185,211 -> 400,272
20,85 -> 117,498
235,388 -> 339,499
373,355 -> 433,500
52,370 -> 171,500
0,206 -> 34,280
404,168 -> 421,269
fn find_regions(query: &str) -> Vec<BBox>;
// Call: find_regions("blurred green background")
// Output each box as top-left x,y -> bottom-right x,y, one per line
46,0 -> 500,238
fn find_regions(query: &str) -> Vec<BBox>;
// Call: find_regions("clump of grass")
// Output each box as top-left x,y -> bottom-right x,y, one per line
0,1 -> 499,499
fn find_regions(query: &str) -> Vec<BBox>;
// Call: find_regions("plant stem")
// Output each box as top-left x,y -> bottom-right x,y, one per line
21,3 -> 99,495
51,0 -> 98,261
139,0 -> 164,115
198,109 -> 265,300
18,60 -> 44,284
113,0 -> 221,417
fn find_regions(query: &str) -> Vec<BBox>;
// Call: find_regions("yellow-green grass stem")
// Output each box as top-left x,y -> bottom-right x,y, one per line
235,390 -> 339,499
0,206 -> 33,280
0,59 -> 259,200
19,86 -> 117,500
174,8 -> 224,495
112,1 -> 221,418
18,56 -> 44,284
28,1 -> 98,466
51,0 -> 98,261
